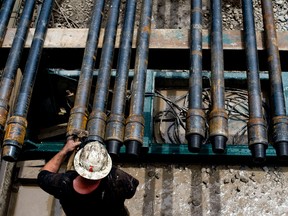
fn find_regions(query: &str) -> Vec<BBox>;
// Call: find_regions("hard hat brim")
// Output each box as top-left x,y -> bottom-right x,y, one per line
73,141 -> 112,180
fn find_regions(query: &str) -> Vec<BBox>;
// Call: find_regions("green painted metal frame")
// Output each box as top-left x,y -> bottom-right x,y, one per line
21,69 -> 288,164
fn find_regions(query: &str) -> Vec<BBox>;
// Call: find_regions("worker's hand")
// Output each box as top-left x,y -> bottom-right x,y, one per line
62,138 -> 81,155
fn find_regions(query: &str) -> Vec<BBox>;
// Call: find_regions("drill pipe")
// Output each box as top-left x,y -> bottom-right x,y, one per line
242,0 -> 268,162
209,0 -> 228,153
186,0 -> 205,152
261,0 -> 288,159
66,0 -> 105,139
86,0 -> 121,143
0,0 -> 16,46
124,0 -> 152,156
2,0 -> 54,162
106,0 -> 137,156
0,0 -> 36,141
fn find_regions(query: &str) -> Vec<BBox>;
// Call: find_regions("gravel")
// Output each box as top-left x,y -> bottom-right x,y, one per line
220,0 -> 288,31
42,0 -> 288,31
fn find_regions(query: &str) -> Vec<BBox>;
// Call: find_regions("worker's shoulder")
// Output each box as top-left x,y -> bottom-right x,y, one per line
109,166 -> 139,185
108,166 -> 139,198
110,166 -> 133,178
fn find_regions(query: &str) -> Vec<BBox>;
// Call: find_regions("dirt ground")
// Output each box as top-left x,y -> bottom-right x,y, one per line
46,0 -> 288,31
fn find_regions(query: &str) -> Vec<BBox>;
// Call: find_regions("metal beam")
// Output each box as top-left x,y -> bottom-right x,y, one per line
17,69 -> 288,165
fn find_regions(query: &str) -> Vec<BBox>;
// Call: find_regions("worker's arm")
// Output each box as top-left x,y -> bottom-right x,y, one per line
41,137 -> 81,173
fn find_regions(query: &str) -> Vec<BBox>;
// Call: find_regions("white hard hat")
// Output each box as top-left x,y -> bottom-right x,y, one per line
73,141 -> 112,180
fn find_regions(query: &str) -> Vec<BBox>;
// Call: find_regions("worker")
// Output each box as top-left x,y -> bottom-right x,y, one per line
37,137 -> 139,216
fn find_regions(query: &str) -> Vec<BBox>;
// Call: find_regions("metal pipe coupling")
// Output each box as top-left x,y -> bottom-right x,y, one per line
2,116 -> 27,161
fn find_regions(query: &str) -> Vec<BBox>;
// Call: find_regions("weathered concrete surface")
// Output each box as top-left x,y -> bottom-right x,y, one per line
0,161 -> 15,216
7,163 -> 288,216
123,164 -> 288,216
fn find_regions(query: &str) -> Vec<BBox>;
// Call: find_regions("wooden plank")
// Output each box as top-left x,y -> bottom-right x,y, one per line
17,163 -> 67,180
16,160 -> 46,168
17,160 -> 46,180
18,167 -> 41,180
2,28 -> 288,50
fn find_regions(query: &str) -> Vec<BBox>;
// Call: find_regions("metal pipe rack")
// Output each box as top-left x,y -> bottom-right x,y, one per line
1,0 -> 288,166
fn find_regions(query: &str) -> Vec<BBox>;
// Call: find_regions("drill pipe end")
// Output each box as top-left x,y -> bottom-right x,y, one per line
0,128 -> 4,142
211,135 -> 227,153
250,143 -> 266,164
125,140 -> 141,157
2,145 -> 21,162
106,140 -> 122,157
187,134 -> 203,153
275,142 -> 288,161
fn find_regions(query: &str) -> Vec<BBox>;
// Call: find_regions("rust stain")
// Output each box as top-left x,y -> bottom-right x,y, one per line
273,116 -> 288,124
267,55 -> 273,62
0,108 -> 8,126
143,26 -> 151,33
271,37 -> 279,47
191,7 -> 202,13
4,122 -> 26,143
191,50 -> 202,56
248,118 -> 266,126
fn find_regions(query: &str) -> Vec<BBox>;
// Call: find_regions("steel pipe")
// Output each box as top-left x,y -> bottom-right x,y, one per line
209,0 -> 228,153
0,0 -> 16,46
124,0 -> 152,156
86,0 -> 121,144
261,0 -> 288,160
0,0 -> 36,141
186,0 -> 205,152
66,0 -> 105,139
2,0 -> 54,162
106,0 -> 137,156
242,0 -> 268,162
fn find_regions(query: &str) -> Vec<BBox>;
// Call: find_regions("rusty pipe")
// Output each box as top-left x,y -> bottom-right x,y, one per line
124,0 -> 152,156
2,0 -> 54,162
261,0 -> 288,160
0,0 -> 36,141
186,0 -> 205,152
66,0 -> 105,139
106,0 -> 137,156
242,0 -> 268,162
86,0 -> 121,143
209,0 -> 228,153
0,0 -> 16,46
